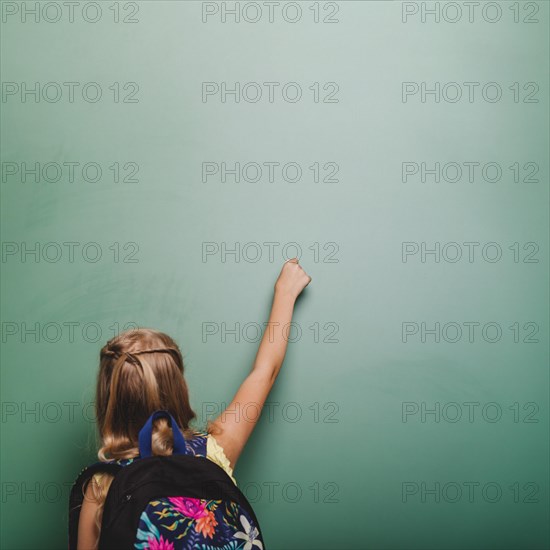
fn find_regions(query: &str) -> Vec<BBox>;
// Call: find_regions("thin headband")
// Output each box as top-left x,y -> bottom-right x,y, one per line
103,347 -> 181,363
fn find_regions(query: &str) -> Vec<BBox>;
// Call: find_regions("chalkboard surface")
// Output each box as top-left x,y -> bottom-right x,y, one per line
1,2 -> 548,549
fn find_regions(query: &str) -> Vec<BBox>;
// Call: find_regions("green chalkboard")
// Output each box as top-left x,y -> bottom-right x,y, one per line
1,1 -> 548,549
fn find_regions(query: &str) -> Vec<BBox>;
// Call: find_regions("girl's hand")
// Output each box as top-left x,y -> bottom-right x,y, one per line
274,258 -> 312,300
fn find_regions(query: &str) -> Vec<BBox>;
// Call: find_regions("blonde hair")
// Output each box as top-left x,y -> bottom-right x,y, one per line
83,327 -> 201,547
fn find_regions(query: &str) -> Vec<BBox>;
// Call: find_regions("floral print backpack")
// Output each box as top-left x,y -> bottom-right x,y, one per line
68,410 -> 265,550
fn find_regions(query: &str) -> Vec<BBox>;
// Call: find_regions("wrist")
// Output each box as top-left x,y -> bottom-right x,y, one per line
274,286 -> 297,303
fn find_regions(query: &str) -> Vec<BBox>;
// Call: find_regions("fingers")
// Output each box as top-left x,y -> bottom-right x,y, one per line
282,257 -> 311,285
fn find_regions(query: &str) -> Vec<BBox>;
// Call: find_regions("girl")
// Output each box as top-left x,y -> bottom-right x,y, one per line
75,258 -> 311,549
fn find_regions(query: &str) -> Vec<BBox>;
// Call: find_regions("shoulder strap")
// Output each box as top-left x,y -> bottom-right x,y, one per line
68,461 -> 123,550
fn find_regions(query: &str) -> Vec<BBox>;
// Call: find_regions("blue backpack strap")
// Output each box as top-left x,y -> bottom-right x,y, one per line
68,461 -> 123,550
138,409 -> 189,458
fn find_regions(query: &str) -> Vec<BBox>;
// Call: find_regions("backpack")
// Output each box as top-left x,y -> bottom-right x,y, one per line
68,410 -> 265,550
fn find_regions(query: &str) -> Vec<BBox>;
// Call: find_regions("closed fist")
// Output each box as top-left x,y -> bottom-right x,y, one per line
274,258 -> 312,300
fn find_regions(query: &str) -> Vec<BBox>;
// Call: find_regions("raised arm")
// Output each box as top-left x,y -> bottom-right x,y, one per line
209,258 -> 311,469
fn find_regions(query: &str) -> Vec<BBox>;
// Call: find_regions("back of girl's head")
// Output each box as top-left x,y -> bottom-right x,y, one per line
95,327 -> 196,460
